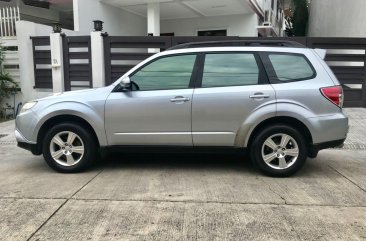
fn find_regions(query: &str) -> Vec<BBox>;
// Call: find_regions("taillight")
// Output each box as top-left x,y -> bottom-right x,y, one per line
320,86 -> 343,108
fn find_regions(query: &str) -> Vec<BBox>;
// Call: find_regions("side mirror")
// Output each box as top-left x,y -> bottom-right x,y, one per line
120,77 -> 131,91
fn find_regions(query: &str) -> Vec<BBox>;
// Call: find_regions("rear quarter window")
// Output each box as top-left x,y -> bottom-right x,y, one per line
266,53 -> 316,82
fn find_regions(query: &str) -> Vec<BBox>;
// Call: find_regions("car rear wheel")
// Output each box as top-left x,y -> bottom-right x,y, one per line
250,125 -> 307,177
43,122 -> 97,173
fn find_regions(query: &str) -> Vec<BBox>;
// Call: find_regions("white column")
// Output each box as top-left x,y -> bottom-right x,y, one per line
147,3 -> 160,53
90,31 -> 105,88
73,0 -> 80,31
50,33 -> 65,93
147,3 -> 160,36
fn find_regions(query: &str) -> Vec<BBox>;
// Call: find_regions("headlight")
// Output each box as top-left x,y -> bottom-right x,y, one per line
19,101 -> 37,114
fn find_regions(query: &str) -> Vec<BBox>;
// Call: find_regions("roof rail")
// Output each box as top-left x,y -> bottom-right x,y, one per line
168,40 -> 305,50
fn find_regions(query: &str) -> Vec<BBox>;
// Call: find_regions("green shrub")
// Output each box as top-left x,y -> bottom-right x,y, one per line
0,45 -> 19,103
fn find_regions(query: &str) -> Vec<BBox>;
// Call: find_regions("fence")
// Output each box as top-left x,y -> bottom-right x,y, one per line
31,36 -> 52,89
306,38 -> 366,108
31,36 -> 366,107
62,36 -> 93,91
102,36 -> 366,107
0,6 -> 20,37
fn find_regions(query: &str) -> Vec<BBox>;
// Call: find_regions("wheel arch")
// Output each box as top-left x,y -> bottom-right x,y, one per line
246,116 -> 313,149
35,115 -> 100,155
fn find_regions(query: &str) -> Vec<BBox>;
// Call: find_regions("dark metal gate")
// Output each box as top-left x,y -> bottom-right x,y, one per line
62,36 -> 92,91
103,36 -> 172,85
31,35 -> 366,107
306,38 -> 366,108
31,36 -> 52,89
103,36 -> 366,107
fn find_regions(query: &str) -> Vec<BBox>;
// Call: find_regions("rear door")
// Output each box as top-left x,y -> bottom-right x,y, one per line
192,52 -> 276,146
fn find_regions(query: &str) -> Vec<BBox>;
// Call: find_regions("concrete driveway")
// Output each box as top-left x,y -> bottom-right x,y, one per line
0,109 -> 365,241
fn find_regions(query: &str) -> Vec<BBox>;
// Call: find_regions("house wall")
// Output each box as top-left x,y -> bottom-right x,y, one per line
308,0 -> 366,37
0,0 -> 74,30
74,0 -> 146,35
161,14 -> 258,36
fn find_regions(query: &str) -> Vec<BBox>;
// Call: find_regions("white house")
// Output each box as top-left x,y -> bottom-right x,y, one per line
0,0 -> 289,113
308,0 -> 366,37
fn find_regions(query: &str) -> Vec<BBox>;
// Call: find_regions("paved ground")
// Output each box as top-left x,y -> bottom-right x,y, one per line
0,109 -> 365,241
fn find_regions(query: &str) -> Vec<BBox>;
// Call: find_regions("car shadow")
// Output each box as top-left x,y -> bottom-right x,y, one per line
95,151 -> 256,173
91,151 -> 329,178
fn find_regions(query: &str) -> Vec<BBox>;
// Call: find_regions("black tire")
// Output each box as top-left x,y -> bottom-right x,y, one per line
42,122 -> 97,173
250,125 -> 307,177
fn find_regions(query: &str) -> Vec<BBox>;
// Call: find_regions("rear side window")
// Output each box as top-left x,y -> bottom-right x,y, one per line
202,53 -> 260,88
268,53 -> 315,82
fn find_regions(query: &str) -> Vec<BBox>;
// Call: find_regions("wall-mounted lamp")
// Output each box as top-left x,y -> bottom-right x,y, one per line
52,23 -> 62,33
93,20 -> 104,31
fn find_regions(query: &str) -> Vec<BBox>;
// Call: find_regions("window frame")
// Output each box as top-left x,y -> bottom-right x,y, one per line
125,53 -> 199,92
194,51 -> 269,89
259,52 -> 317,84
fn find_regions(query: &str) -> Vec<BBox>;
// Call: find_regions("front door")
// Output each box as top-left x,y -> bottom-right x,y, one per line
105,54 -> 197,146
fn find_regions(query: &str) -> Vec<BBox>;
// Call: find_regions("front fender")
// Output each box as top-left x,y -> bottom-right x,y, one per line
32,101 -> 108,146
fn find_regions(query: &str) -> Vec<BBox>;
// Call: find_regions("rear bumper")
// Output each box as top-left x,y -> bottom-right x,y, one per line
308,138 -> 346,158
313,138 -> 346,150
307,113 -> 349,145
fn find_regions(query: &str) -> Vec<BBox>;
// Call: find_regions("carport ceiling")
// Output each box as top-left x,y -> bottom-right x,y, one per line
101,0 -> 254,20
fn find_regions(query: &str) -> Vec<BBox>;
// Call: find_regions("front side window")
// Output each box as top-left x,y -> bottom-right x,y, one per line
130,54 -> 196,91
202,53 -> 260,88
268,54 -> 315,82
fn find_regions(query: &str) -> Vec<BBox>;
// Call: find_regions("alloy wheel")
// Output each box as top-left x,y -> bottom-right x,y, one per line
49,131 -> 85,167
261,133 -> 299,170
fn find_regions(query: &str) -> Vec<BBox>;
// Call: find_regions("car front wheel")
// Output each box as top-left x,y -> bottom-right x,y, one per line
42,122 -> 97,173
250,125 -> 307,177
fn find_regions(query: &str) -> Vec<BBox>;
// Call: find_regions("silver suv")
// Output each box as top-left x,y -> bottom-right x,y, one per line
15,41 -> 348,176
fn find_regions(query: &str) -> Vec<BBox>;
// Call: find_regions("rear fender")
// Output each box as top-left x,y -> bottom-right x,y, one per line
234,101 -> 276,147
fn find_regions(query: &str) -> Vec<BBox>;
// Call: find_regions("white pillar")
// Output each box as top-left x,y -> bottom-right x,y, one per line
73,0 -> 80,31
147,3 -> 160,36
147,3 -> 160,53
50,33 -> 64,93
91,31 -> 105,88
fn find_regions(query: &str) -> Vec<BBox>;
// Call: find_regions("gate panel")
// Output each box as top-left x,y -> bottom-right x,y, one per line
63,36 -> 92,91
101,36 -> 365,107
307,38 -> 366,107
31,36 -> 52,89
104,36 -> 172,85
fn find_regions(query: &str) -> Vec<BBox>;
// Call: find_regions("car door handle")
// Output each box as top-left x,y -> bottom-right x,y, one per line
249,94 -> 270,99
170,96 -> 190,102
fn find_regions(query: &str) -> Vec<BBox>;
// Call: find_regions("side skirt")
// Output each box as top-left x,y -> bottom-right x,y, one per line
101,145 -> 247,155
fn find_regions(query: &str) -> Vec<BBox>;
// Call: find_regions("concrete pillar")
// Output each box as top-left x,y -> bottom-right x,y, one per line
147,3 -> 160,36
90,31 -> 105,87
50,33 -> 64,93
147,3 -> 160,53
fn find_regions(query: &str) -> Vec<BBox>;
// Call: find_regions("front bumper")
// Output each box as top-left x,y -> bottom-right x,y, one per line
15,129 -> 41,155
17,142 -> 40,155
